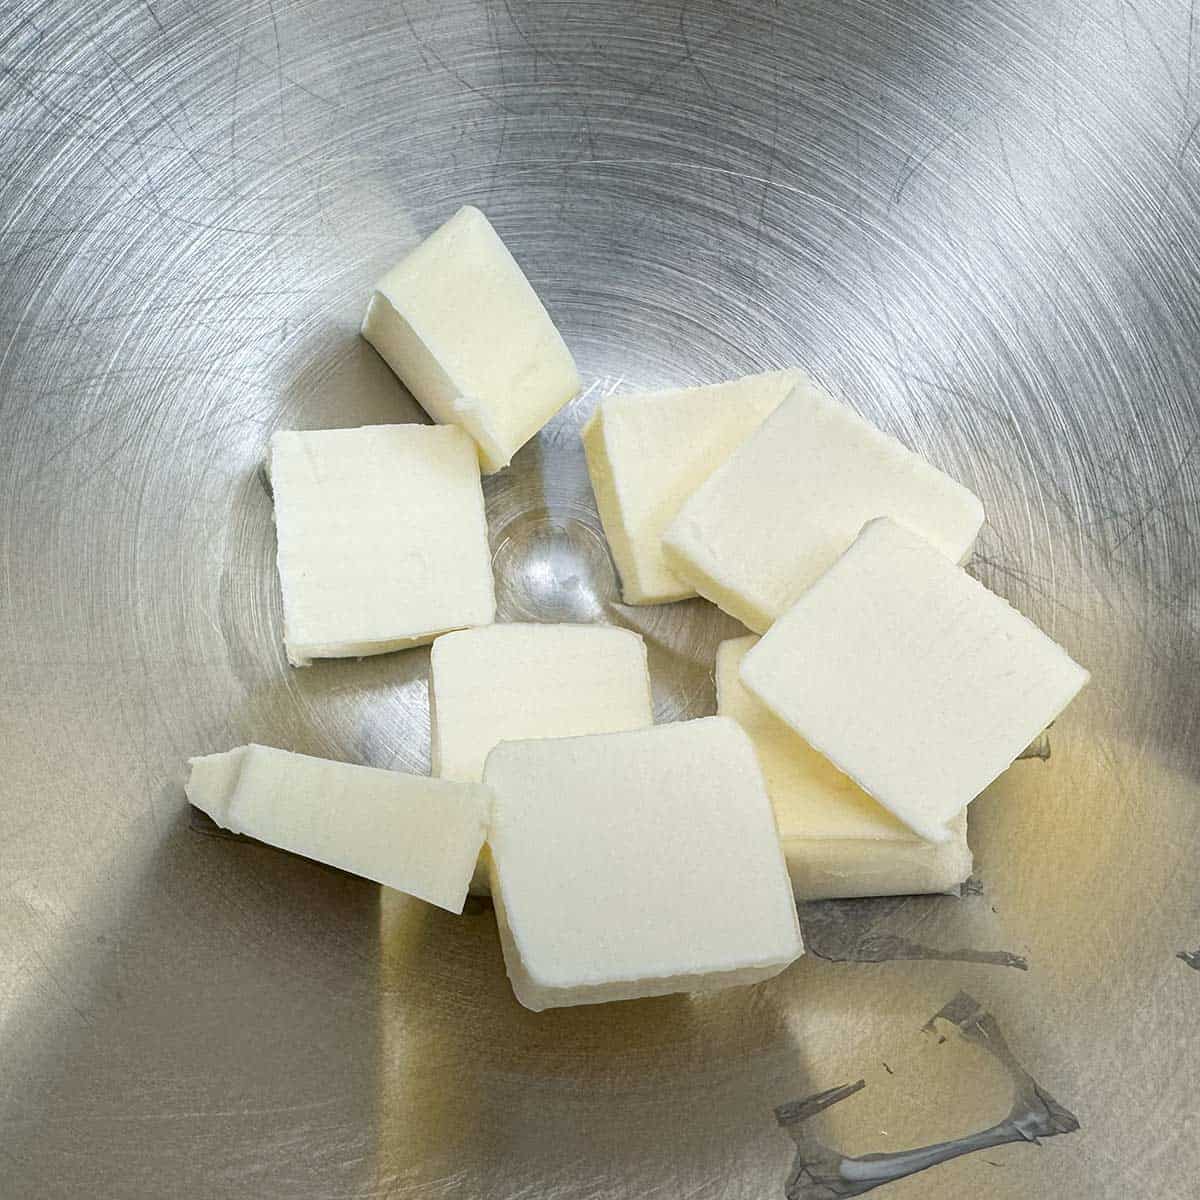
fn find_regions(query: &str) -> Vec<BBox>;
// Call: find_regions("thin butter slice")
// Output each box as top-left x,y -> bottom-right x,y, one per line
717,636 -> 971,900
186,745 -> 490,914
361,205 -> 580,473
484,717 -> 803,1011
431,622 -> 655,895
662,379 -> 985,632
741,519 -> 1090,842
269,423 -> 495,667
430,623 -> 654,782
581,370 -> 803,604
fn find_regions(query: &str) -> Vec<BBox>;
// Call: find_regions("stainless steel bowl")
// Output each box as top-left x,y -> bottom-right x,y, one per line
2,2 -> 1197,1196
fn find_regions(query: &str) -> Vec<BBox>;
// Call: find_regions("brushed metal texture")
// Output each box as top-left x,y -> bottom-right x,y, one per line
2,1 -> 1198,1197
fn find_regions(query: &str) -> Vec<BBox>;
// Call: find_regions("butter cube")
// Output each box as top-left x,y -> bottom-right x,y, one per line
431,622 -> 653,781
361,206 -> 581,473
269,424 -> 494,667
717,637 -> 971,900
484,717 -> 803,1011
186,745 -> 490,913
741,519 -> 1089,842
581,370 -> 802,604
662,380 -> 985,631
431,622 -> 655,894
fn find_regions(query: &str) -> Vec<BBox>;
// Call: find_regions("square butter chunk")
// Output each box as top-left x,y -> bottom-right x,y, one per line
581,370 -> 804,604
186,745 -> 490,914
662,380 -> 985,632
361,205 -> 581,474
431,623 -> 654,782
269,424 -> 495,666
484,717 -> 804,1011
717,637 -> 971,900
431,622 -> 654,895
741,519 -> 1090,843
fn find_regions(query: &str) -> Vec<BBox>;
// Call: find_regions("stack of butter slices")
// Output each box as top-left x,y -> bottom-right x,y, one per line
188,205 -> 1089,1011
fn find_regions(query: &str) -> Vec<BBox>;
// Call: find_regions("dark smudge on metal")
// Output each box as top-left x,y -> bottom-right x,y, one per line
775,992 -> 1080,1197
799,896 -> 1027,970
809,933 -> 1028,971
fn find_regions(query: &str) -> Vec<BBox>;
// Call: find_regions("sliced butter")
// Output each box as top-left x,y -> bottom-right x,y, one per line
187,744 -> 489,914
361,206 -> 580,473
741,519 -> 1089,842
269,423 -> 495,666
484,717 -> 804,1011
581,370 -> 803,604
717,636 -> 971,900
430,622 -> 655,894
662,380 -> 985,631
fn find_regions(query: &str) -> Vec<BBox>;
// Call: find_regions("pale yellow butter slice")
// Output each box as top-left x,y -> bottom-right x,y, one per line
362,206 -> 580,473
662,380 -> 985,632
484,718 -> 803,1011
269,423 -> 494,667
581,370 -> 803,604
430,622 -> 655,895
741,519 -> 1090,842
716,636 -> 971,900
187,744 -> 490,914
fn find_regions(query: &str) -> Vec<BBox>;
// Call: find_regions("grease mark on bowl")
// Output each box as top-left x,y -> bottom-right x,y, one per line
775,992 -> 1079,1197
799,895 -> 1028,971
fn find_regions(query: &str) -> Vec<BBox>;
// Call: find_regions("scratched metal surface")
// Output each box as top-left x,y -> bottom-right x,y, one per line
1,0 -> 1198,1196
